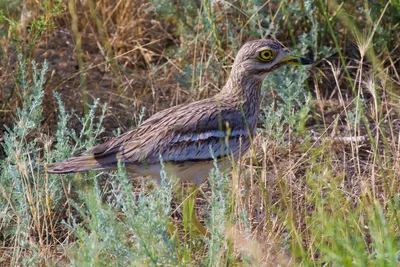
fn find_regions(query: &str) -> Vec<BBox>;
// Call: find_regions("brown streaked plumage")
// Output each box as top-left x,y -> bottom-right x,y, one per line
47,39 -> 314,183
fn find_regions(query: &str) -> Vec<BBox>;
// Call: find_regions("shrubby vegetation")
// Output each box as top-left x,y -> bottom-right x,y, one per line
1,0 -> 399,265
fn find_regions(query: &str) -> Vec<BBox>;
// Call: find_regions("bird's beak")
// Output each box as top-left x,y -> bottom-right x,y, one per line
279,54 -> 314,65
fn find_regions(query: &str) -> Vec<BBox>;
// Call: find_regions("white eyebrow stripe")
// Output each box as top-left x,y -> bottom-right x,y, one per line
170,129 -> 248,143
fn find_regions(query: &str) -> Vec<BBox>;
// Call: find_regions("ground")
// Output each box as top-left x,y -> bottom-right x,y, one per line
1,0 -> 400,265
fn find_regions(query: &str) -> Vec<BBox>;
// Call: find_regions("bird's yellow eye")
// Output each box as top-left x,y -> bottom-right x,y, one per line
258,50 -> 274,62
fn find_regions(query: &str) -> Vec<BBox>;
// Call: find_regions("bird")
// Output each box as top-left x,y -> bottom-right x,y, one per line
47,39 -> 314,183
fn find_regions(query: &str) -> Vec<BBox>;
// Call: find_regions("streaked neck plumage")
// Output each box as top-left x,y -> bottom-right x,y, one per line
218,63 -> 265,135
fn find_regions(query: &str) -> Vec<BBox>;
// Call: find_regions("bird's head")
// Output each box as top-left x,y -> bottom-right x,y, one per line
232,39 -> 314,80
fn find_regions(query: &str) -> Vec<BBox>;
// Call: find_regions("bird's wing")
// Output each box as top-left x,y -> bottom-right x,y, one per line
47,98 -> 253,173
94,98 -> 253,164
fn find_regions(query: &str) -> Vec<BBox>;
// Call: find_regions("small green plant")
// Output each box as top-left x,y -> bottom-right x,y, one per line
204,160 -> 232,266
65,162 -> 178,266
1,57 -> 49,265
260,67 -> 312,144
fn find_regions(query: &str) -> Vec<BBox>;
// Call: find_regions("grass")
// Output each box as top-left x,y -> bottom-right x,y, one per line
1,0 -> 400,265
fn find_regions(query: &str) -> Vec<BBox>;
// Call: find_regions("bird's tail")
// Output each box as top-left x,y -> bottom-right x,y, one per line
47,155 -> 115,174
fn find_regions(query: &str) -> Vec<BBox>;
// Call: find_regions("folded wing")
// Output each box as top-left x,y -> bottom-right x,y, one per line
48,98 -> 253,174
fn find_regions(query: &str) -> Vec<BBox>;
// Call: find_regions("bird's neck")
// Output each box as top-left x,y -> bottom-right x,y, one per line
219,68 -> 263,109
218,68 -> 264,132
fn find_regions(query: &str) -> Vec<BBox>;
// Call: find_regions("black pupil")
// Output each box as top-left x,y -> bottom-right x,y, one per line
263,51 -> 271,59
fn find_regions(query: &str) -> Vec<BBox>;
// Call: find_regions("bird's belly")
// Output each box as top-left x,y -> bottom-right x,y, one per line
127,158 -> 230,184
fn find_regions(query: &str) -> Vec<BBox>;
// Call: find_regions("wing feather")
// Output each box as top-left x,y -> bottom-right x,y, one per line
48,97 -> 256,173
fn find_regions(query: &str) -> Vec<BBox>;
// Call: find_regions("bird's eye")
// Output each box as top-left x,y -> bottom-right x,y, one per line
258,50 -> 274,62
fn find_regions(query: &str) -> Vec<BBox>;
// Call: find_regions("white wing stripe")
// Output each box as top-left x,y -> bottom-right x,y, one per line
170,129 -> 248,143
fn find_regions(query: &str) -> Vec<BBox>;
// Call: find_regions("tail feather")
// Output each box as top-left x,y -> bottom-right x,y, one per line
47,155 -> 117,174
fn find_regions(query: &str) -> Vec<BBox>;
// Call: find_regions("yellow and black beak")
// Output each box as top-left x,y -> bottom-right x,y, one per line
279,54 -> 314,65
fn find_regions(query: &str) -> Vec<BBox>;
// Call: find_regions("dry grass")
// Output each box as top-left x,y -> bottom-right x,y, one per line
1,0 -> 400,265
